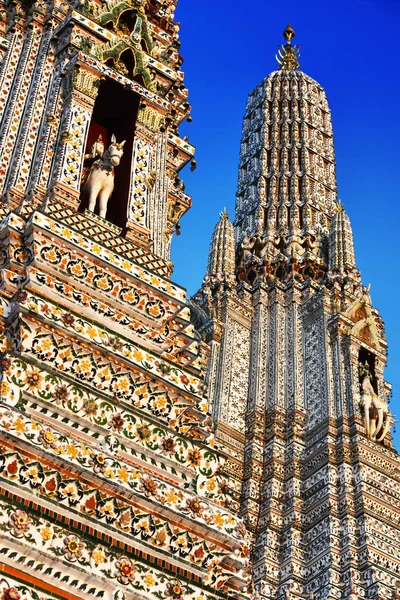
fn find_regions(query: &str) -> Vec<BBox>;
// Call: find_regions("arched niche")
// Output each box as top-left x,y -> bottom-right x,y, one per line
118,10 -> 138,34
358,347 -> 378,394
79,76 -> 140,228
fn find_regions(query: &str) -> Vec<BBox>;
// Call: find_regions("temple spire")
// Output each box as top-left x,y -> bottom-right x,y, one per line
329,201 -> 357,274
276,22 -> 300,70
205,209 -> 236,285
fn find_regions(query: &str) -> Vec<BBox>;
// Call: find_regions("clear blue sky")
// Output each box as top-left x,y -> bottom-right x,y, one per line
171,0 -> 400,447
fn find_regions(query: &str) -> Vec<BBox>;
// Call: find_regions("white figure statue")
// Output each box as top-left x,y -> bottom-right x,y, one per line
90,133 -> 104,158
85,134 -> 125,219
359,366 -> 392,442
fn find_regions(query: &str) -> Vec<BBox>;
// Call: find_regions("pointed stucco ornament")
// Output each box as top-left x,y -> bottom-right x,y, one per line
276,22 -> 301,70
205,210 -> 236,285
329,201 -> 357,273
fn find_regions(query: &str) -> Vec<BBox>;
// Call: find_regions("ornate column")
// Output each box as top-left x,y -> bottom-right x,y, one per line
241,282 -> 268,530
4,25 -> 53,200
48,60 -> 100,210
125,118 -> 155,248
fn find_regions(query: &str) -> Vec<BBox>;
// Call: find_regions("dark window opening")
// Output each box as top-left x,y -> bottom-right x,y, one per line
247,269 -> 257,284
359,348 -> 378,394
141,38 -> 149,53
299,206 -> 304,228
119,48 -> 135,79
133,72 -> 146,87
297,147 -> 302,168
297,176 -> 302,201
118,10 -> 138,34
79,76 -> 140,228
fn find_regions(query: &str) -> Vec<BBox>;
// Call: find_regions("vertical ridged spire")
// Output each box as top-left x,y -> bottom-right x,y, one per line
205,209 -> 236,284
329,203 -> 357,273
235,60 -> 338,284
235,67 -> 337,252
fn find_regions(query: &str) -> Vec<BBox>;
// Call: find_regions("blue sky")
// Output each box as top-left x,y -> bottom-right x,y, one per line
171,0 -> 400,447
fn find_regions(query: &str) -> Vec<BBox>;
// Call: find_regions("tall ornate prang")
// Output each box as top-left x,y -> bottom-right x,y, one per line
193,24 -> 400,600
0,2 -> 251,600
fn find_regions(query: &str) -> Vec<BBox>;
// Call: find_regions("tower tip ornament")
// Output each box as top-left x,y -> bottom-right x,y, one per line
276,22 -> 301,70
220,207 -> 229,220
334,199 -> 345,213
283,22 -> 295,42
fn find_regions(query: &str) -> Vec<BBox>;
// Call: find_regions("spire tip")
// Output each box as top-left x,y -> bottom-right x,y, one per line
276,23 -> 300,70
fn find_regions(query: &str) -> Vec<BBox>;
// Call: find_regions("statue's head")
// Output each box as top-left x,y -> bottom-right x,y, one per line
108,134 -> 126,166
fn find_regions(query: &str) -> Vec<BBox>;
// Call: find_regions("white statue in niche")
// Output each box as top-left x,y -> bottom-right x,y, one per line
90,133 -> 104,158
359,361 -> 392,442
85,134 -> 125,219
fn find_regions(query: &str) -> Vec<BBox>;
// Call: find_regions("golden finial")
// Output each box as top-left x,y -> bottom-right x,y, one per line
334,200 -> 345,213
283,22 -> 295,42
220,207 -> 229,220
276,22 -> 300,70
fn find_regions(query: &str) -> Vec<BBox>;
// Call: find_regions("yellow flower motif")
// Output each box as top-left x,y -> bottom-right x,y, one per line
92,549 -> 105,564
81,445 -> 92,456
92,244 -> 102,255
206,478 -> 216,491
166,491 -> 178,504
133,349 -> 143,362
40,338 -> 53,351
41,526 -> 53,541
132,469 -> 142,479
213,513 -> 225,527
79,359 -> 92,372
66,444 -> 79,458
87,327 -> 98,340
104,467 -> 114,478
0,381 -> 10,395
118,468 -> 129,482
155,397 -> 167,409
62,228 -> 72,239
144,574 -> 155,586
14,417 -> 26,433
31,419 -> 40,430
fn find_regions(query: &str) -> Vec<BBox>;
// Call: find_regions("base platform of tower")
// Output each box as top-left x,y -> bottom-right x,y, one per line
0,5 -> 398,600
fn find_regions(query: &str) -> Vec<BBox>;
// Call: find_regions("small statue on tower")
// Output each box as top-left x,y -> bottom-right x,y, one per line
89,134 -> 104,159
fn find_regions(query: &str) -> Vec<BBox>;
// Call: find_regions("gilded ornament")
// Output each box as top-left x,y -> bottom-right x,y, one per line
276,22 -> 300,70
